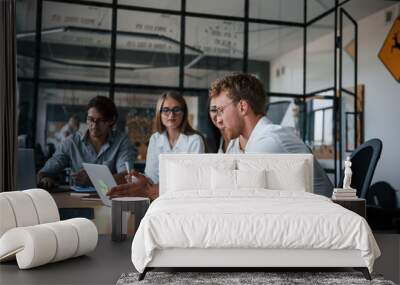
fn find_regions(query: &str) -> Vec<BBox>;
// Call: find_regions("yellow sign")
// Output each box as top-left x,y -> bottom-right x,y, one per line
378,17 -> 400,82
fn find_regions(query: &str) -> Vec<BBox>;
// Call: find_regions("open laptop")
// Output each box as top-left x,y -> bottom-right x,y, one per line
82,163 -> 116,207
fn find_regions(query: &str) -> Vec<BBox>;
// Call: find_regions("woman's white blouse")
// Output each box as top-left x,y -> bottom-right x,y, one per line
144,132 -> 205,183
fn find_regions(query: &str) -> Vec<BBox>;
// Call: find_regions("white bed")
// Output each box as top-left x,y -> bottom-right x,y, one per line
131,154 -> 380,280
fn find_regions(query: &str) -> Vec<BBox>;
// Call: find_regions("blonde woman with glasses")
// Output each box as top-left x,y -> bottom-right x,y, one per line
107,92 -> 205,200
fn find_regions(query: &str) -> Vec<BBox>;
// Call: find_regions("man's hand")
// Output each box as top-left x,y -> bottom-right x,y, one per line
71,169 -> 90,186
37,174 -> 56,189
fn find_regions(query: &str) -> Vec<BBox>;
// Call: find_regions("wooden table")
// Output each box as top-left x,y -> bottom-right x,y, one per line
51,191 -> 137,235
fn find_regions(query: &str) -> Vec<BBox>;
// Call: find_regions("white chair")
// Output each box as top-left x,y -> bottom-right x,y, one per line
0,189 -> 98,269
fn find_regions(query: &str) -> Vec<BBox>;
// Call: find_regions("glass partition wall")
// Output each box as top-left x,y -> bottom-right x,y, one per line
260,0 -> 360,185
16,0 -> 359,185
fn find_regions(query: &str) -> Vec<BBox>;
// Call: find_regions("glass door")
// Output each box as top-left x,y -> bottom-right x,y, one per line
338,7 -> 359,185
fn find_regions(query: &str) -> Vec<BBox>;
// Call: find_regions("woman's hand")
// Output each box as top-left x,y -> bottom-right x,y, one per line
71,169 -> 90,186
106,171 -> 151,199
113,171 -> 128,185
146,184 -> 159,201
106,182 -> 146,198
124,170 -> 146,185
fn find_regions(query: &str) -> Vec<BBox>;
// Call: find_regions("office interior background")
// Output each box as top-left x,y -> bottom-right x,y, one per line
13,0 -> 400,202
0,0 -> 399,284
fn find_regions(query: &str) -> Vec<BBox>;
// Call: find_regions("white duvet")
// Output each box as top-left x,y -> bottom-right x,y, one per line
131,190 -> 380,273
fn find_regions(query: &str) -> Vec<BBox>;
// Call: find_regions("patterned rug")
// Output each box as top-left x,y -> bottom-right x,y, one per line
116,271 -> 396,285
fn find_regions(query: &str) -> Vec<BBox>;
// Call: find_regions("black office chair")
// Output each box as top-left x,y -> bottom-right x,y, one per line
338,138 -> 383,199
366,181 -> 400,232
265,101 -> 291,125
367,181 -> 397,209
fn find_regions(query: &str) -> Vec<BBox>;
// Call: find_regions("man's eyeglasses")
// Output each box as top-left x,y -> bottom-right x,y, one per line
160,107 -> 184,116
209,101 -> 236,117
86,116 -> 108,125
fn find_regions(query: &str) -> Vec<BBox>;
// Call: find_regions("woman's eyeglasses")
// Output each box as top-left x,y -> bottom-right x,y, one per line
160,107 -> 184,116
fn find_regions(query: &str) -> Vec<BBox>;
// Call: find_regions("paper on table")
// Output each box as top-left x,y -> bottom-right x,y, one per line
70,186 -> 96,193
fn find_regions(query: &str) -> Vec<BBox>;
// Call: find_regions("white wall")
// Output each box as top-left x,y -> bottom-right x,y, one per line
359,4 -> 400,196
270,4 -> 400,203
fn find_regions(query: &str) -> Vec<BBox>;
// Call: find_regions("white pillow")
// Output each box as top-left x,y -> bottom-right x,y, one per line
211,168 -> 236,190
167,160 -> 235,192
266,161 -> 306,191
211,168 -> 267,191
238,159 -> 308,192
166,162 -> 202,191
236,169 -> 267,189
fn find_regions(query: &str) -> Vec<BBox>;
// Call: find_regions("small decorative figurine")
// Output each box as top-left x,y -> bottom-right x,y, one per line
343,156 -> 353,190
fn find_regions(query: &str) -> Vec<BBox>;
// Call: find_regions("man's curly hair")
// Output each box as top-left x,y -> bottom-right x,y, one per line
209,73 -> 266,115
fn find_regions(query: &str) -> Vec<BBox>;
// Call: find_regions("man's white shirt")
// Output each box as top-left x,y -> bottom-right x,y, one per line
239,116 -> 333,196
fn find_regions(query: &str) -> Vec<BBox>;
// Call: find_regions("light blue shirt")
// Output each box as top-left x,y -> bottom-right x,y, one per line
245,117 -> 333,197
145,132 -> 205,184
40,130 -> 136,175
